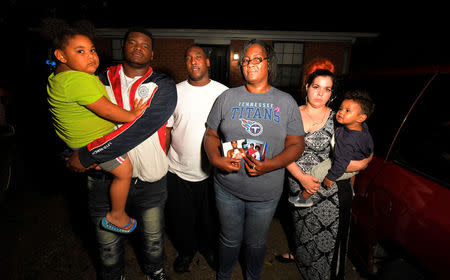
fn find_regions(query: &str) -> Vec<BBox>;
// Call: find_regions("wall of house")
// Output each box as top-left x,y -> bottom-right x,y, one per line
152,38 -> 194,83
303,41 -> 352,76
229,40 -> 248,87
96,37 -> 352,89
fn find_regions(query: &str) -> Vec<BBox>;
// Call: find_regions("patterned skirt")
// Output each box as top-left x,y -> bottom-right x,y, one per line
291,179 -> 353,280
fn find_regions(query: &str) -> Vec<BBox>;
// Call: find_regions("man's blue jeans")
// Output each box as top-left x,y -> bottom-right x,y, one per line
214,179 -> 280,280
87,173 -> 167,280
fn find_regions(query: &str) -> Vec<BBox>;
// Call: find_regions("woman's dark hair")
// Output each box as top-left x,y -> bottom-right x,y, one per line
41,17 -> 95,50
304,69 -> 335,88
239,39 -> 277,84
303,69 -> 336,104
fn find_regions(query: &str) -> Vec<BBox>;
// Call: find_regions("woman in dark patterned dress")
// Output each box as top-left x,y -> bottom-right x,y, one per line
285,68 -> 371,280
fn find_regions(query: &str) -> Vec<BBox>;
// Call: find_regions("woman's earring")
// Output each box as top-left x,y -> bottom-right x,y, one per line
326,95 -> 336,106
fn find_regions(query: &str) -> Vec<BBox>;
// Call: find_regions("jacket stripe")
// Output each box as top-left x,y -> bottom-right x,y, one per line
87,65 -> 154,152
108,65 -> 123,108
79,64 -> 177,167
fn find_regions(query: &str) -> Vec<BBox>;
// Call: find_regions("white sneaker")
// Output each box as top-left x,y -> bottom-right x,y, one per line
288,195 -> 313,207
147,268 -> 170,280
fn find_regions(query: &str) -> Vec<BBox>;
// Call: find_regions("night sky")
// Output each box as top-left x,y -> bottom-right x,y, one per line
2,1 -> 448,72
1,1 -> 448,93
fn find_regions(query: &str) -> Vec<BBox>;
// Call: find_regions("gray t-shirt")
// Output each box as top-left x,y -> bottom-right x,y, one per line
207,86 -> 304,201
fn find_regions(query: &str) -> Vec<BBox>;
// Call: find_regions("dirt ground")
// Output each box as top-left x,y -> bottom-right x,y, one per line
1,160 -> 367,280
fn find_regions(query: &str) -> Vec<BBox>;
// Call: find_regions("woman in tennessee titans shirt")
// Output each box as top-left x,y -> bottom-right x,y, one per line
204,39 -> 305,280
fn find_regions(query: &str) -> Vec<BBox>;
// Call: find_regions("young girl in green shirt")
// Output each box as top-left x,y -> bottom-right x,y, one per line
45,18 -> 146,234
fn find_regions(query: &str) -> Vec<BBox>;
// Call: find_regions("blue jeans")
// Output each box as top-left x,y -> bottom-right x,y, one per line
87,172 -> 167,280
214,179 -> 280,280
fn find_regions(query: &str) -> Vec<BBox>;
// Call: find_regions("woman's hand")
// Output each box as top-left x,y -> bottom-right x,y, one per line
212,156 -> 241,173
204,127 -> 241,173
244,134 -> 305,177
298,173 -> 320,194
243,155 -> 275,176
286,162 -> 320,194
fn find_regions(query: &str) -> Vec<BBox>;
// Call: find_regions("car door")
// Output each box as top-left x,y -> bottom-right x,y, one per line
384,71 -> 450,279
350,70 -> 450,279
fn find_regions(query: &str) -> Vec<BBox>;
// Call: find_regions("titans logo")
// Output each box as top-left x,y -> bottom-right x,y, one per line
240,118 -> 263,136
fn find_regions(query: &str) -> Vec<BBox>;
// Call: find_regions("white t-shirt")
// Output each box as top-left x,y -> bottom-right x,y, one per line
167,80 -> 228,181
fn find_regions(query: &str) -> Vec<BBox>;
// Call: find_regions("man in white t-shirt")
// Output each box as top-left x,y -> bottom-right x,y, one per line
165,45 -> 228,274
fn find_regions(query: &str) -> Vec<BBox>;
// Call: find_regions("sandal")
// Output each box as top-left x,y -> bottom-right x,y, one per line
101,217 -> 137,234
275,253 -> 295,263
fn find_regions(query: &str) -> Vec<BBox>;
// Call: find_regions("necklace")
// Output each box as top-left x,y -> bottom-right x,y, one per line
304,107 -> 328,127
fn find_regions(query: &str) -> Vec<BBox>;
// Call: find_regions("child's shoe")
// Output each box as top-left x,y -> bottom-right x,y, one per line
288,194 -> 313,207
147,268 -> 170,280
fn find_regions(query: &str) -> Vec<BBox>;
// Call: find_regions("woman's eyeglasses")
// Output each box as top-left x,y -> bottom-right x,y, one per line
240,57 -> 268,66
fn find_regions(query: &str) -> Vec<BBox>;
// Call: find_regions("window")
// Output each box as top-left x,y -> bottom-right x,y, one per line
392,73 -> 450,187
200,45 -> 230,86
112,39 -> 123,62
273,42 -> 304,89
340,74 -> 428,157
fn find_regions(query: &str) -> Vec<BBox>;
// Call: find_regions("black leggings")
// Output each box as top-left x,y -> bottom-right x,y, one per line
330,179 -> 353,280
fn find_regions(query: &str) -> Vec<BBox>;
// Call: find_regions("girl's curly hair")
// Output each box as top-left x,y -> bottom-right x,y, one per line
40,17 -> 95,50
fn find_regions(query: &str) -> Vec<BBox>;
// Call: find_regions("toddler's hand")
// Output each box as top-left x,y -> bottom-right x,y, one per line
323,177 -> 334,188
131,98 -> 148,117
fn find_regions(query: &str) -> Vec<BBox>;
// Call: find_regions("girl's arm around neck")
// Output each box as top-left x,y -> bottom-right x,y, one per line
85,96 -> 147,123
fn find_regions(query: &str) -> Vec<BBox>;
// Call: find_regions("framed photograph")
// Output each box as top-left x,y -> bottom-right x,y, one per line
222,139 -> 246,159
221,139 -> 267,161
243,139 -> 267,161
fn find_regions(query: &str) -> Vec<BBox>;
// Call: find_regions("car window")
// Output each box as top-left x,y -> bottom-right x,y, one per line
391,73 -> 450,187
337,74 -> 431,157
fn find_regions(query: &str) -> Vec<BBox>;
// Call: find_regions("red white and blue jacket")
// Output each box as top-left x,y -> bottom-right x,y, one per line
77,64 -> 177,168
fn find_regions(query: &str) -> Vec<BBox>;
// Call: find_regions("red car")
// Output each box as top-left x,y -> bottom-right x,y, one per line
344,65 -> 450,280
